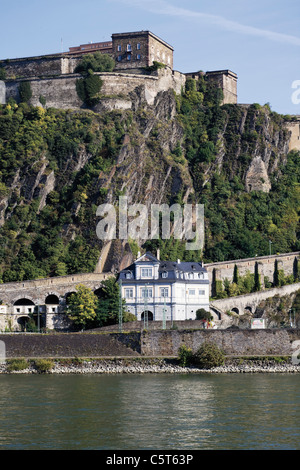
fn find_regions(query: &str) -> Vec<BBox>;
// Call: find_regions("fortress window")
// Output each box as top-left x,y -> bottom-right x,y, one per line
127,54 -> 131,61
117,55 -> 122,61
127,44 -> 132,51
137,43 -> 141,50
136,54 -> 141,60
117,45 -> 121,51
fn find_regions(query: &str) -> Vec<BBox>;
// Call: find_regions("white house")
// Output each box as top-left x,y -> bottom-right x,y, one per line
118,252 -> 210,322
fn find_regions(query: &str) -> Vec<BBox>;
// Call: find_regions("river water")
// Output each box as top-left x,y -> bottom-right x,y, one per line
0,373 -> 300,450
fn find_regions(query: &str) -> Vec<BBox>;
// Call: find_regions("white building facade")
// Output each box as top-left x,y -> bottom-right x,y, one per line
119,252 -> 210,322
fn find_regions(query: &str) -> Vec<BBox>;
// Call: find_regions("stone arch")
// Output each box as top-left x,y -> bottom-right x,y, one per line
141,310 -> 154,321
13,297 -> 35,306
45,294 -> 60,305
231,307 -> 239,315
93,287 -> 103,298
17,316 -> 31,331
244,306 -> 252,313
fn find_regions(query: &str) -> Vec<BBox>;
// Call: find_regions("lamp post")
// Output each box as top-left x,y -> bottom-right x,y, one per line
118,278 -> 123,333
269,240 -> 272,256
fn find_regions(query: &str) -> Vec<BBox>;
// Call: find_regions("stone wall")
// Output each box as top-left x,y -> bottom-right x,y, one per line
141,328 -> 300,356
3,67 -> 186,109
0,54 -> 78,79
205,251 -> 300,296
285,118 -> 300,151
210,282 -> 300,317
1,328 -> 300,358
0,332 -> 141,358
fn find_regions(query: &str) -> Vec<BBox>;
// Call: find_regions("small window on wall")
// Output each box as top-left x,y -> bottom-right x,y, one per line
127,44 -> 132,51
117,55 -> 122,62
160,287 -> 169,297
117,45 -> 121,51
127,54 -> 131,61
137,43 -> 141,50
125,289 -> 134,299
136,54 -> 141,60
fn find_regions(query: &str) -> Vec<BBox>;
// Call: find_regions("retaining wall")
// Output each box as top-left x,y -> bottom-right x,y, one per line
1,328 -> 300,358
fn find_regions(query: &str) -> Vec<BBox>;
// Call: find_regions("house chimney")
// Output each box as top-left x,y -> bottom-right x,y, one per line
177,259 -> 180,264
157,249 -> 160,260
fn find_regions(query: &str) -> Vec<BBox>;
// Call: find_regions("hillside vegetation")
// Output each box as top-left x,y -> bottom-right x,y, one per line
0,74 -> 299,282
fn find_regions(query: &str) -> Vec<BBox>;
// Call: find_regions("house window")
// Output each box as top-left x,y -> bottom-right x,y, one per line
117,45 -> 121,51
160,287 -> 169,297
198,272 -> 204,279
136,54 -> 141,60
141,288 -> 153,298
141,268 -> 152,278
188,289 -> 195,296
125,289 -> 134,299
162,271 -> 168,278
137,43 -> 141,50
127,44 -> 132,51
199,290 -> 205,296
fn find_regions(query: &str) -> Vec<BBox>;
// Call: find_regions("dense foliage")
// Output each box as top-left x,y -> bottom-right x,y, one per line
0,101 -> 132,281
0,72 -> 298,284
178,341 -> 225,369
75,52 -> 115,107
147,77 -> 299,264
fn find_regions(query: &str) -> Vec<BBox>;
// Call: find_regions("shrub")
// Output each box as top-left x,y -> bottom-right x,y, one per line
178,344 -> 193,367
6,358 -> 29,372
192,342 -> 225,369
34,359 -> 54,373
0,67 -> 6,80
196,308 -> 211,321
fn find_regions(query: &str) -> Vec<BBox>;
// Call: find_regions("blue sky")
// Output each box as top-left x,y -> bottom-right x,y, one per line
1,0 -> 299,114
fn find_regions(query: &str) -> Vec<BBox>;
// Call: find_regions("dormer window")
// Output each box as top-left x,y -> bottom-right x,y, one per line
162,271 -> 168,278
198,272 -> 204,279
141,268 -> 152,278
125,272 -> 132,279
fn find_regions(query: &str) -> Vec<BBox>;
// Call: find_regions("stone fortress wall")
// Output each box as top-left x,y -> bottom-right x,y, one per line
205,251 -> 300,296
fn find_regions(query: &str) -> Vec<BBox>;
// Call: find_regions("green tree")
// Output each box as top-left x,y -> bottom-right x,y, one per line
254,262 -> 261,291
66,284 -> 99,329
95,276 -> 126,327
74,52 -> 115,74
19,81 -> 32,103
76,72 -> 103,107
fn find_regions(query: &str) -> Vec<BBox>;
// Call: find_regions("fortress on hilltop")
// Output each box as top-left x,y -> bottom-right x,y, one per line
0,29 -> 299,149
0,30 -> 238,109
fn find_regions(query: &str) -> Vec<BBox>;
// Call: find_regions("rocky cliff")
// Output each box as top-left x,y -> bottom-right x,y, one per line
0,76 -> 298,280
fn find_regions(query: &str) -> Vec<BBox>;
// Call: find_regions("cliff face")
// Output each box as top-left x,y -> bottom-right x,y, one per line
0,79 -> 298,281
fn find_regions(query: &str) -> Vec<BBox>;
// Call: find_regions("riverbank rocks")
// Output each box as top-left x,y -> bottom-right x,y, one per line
1,357 -> 300,374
